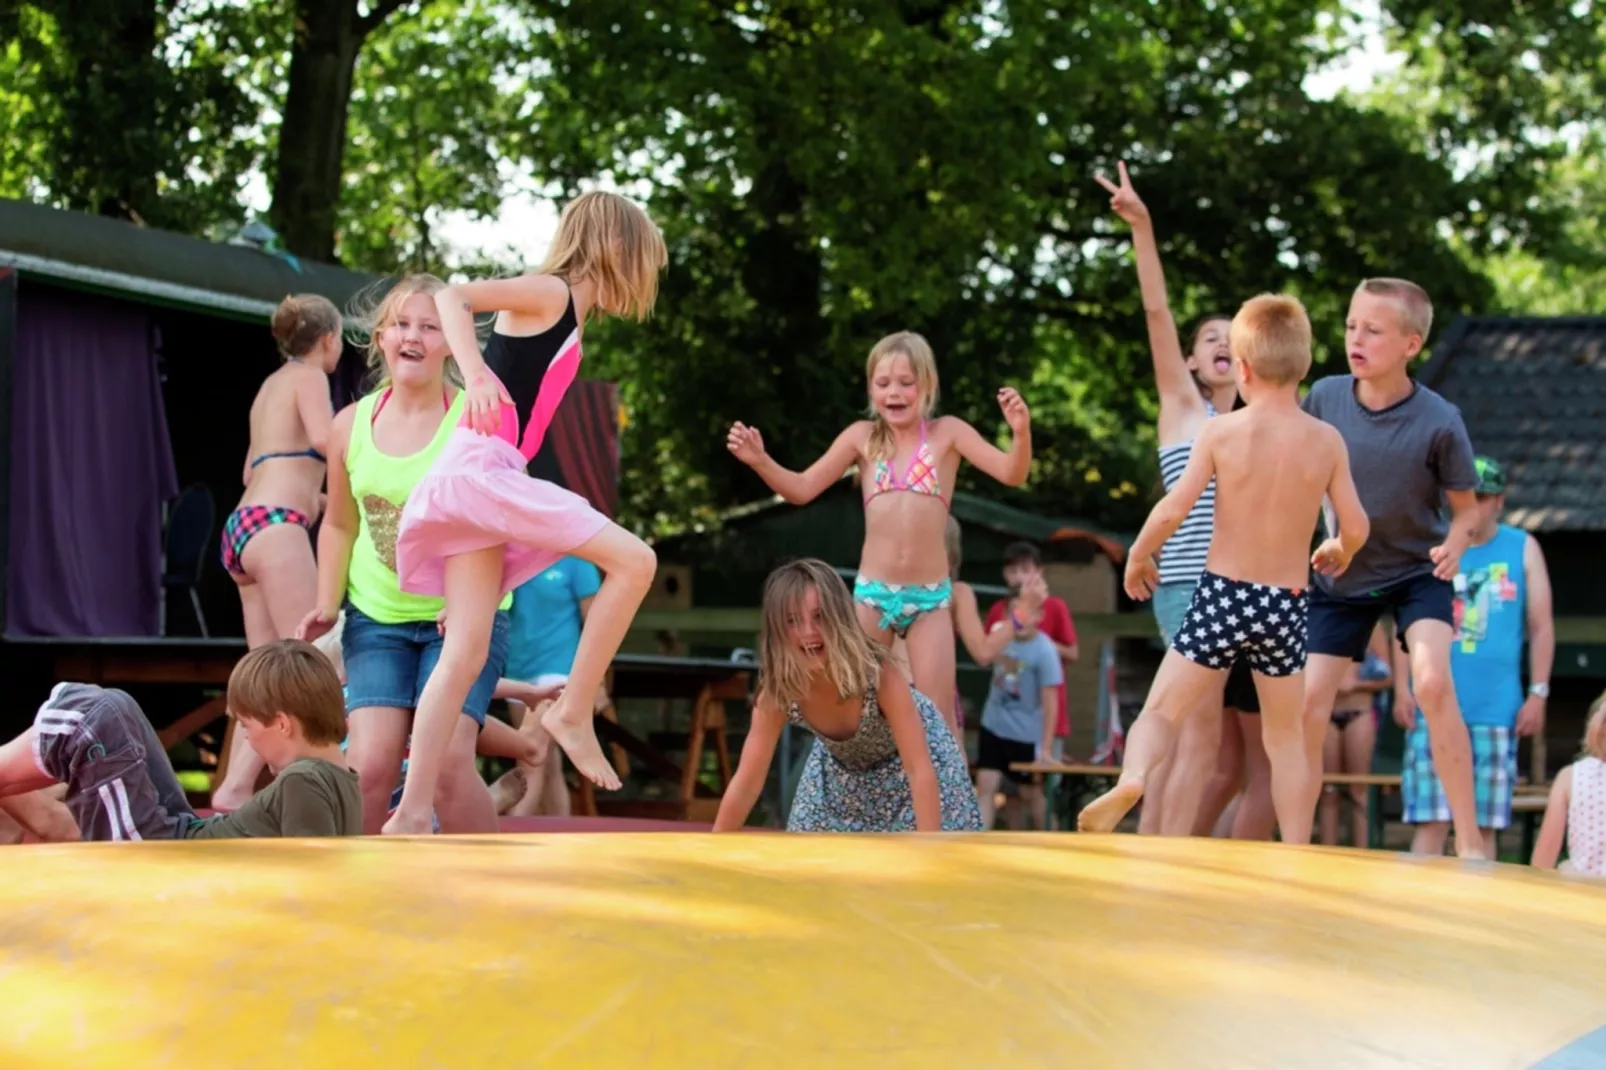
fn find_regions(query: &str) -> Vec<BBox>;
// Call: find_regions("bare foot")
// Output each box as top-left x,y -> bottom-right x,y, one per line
488,768 -> 527,815
381,808 -> 435,836
1455,841 -> 1489,862
540,697 -> 621,791
1077,780 -> 1145,833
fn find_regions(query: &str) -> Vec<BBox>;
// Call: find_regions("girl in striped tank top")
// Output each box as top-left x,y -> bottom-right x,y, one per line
1096,162 -> 1269,839
1532,692 -> 1606,877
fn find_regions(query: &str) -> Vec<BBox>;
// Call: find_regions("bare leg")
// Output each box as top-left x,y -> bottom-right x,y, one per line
0,789 -> 80,842
509,699 -> 553,817
976,769 -> 1003,830
904,608 -> 960,739
1299,654 -> 1352,821
432,715 -> 498,834
1343,714 -> 1377,848
1213,793 -> 1241,838
0,730 -> 57,799
1249,670 -> 1312,844
541,746 -> 571,815
1193,707 -> 1245,835
386,546 -> 505,834
1079,652 -> 1226,833
345,707 -> 410,835
1230,712 -> 1277,840
1411,820 -> 1450,856
1022,783 -> 1046,830
1159,691 -> 1227,836
488,767 -> 527,814
1137,755 -> 1171,834
1319,718 -> 1343,845
214,581 -> 277,809
540,525 -> 653,791
1404,620 -> 1484,859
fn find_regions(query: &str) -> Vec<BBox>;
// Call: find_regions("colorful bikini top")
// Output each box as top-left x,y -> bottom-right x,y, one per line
864,422 -> 946,505
474,291 -> 583,463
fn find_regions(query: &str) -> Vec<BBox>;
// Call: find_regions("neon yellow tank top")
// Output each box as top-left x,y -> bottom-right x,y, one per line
344,388 -> 512,623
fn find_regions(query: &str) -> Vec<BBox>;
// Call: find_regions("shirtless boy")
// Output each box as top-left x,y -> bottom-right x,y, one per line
1078,294 -> 1369,843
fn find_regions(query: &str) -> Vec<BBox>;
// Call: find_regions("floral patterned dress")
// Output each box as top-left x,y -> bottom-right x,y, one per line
786,685 -> 982,832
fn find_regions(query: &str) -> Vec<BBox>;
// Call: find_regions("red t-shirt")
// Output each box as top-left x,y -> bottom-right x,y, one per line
985,596 -> 1076,738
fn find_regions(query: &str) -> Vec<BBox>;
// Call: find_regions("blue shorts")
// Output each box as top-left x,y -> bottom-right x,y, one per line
1306,571 -> 1452,662
341,604 -> 510,726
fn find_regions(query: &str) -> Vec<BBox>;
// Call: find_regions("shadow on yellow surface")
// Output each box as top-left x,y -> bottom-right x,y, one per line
2,833 -> 1604,1068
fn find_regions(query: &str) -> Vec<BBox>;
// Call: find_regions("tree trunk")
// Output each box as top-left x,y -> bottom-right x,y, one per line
269,0 -> 410,263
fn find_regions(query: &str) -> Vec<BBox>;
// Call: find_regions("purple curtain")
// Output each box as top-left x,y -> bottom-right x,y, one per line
6,285 -> 179,636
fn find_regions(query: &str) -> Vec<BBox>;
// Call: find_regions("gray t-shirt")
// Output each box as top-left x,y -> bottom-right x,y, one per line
1302,375 -> 1478,597
981,631 -> 1064,744
184,758 -> 362,839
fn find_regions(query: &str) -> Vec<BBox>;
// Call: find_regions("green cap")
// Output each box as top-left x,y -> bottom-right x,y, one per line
1473,456 -> 1506,496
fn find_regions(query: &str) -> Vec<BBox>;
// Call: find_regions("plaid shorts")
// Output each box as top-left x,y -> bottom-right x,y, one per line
1401,722 -> 1516,829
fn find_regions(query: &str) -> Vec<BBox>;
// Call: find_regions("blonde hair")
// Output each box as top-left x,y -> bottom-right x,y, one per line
1230,293 -> 1313,385
1354,277 -> 1434,340
227,639 -> 348,746
944,516 -> 963,581
758,559 -> 881,709
271,294 -> 342,360
1584,691 -> 1606,762
864,332 -> 940,462
539,191 -> 667,322
346,274 -> 454,390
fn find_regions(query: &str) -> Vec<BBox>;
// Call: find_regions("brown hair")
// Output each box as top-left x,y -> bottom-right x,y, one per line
758,559 -> 881,709
347,274 -> 453,390
944,516 -> 963,581
864,331 -> 940,463
1585,690 -> 1606,762
271,294 -> 343,360
1230,294 -> 1313,385
227,638 -> 347,746
539,191 -> 667,322
1354,277 -> 1434,340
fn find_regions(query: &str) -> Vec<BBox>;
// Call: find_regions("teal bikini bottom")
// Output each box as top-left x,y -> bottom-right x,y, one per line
852,576 -> 954,637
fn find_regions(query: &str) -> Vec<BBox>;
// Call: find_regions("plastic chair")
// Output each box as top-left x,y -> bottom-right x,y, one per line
162,484 -> 215,637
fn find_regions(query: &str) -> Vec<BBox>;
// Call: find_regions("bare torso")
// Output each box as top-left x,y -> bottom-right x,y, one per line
239,362 -> 329,520
856,418 -> 962,584
1203,402 -> 1341,590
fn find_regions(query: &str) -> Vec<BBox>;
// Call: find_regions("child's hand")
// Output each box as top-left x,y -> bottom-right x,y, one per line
998,388 -> 1030,433
1429,531 -> 1469,581
1310,537 -> 1353,577
726,422 -> 768,466
1124,555 -> 1160,601
435,607 -> 449,636
296,606 -> 340,643
1093,161 -> 1150,227
1019,574 -> 1048,613
465,371 -> 513,437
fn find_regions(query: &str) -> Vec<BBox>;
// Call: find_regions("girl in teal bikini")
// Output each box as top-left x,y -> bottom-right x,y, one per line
727,331 -> 1032,738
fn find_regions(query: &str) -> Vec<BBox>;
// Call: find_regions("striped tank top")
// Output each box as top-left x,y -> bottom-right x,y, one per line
1156,401 -> 1217,586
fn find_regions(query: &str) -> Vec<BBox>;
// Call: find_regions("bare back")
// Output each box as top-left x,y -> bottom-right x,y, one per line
239,362 -> 331,518
1201,403 -> 1343,589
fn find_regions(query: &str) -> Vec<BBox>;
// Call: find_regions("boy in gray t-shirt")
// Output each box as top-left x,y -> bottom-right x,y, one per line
1299,277 -> 1485,859
976,596 -> 1064,830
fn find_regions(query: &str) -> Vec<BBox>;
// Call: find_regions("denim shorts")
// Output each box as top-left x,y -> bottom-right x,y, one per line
341,604 -> 510,726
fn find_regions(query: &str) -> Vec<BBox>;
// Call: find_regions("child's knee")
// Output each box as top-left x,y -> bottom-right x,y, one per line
1412,666 -> 1452,712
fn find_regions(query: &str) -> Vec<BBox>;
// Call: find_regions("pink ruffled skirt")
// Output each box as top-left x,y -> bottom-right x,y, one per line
396,428 -> 609,598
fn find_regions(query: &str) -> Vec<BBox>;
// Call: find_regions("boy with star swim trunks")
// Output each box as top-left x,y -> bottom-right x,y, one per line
1078,294 -> 1369,845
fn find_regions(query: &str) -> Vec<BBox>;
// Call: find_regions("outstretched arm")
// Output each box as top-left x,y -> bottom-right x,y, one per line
877,663 -> 942,832
728,422 -> 864,506
1095,161 -> 1205,424
294,365 -> 336,458
311,406 -> 360,619
713,694 -> 785,831
1128,422 -> 1217,564
949,388 -> 1032,487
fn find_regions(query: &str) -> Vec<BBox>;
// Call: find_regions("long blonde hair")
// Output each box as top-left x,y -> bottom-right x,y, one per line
1585,690 -> 1606,762
864,331 -> 940,462
540,191 -> 668,322
758,559 -> 881,709
346,274 -> 453,391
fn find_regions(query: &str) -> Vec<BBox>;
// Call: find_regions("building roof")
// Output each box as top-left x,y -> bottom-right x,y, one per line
1421,315 -> 1606,532
0,197 -> 377,321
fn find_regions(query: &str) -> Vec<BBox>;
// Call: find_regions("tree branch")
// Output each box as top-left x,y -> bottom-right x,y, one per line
357,0 -> 412,38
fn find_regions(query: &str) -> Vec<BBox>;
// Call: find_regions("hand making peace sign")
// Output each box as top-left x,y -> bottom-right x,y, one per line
1093,161 -> 1150,228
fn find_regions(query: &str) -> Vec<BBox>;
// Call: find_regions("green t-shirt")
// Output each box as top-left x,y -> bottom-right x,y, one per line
184,758 -> 362,839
